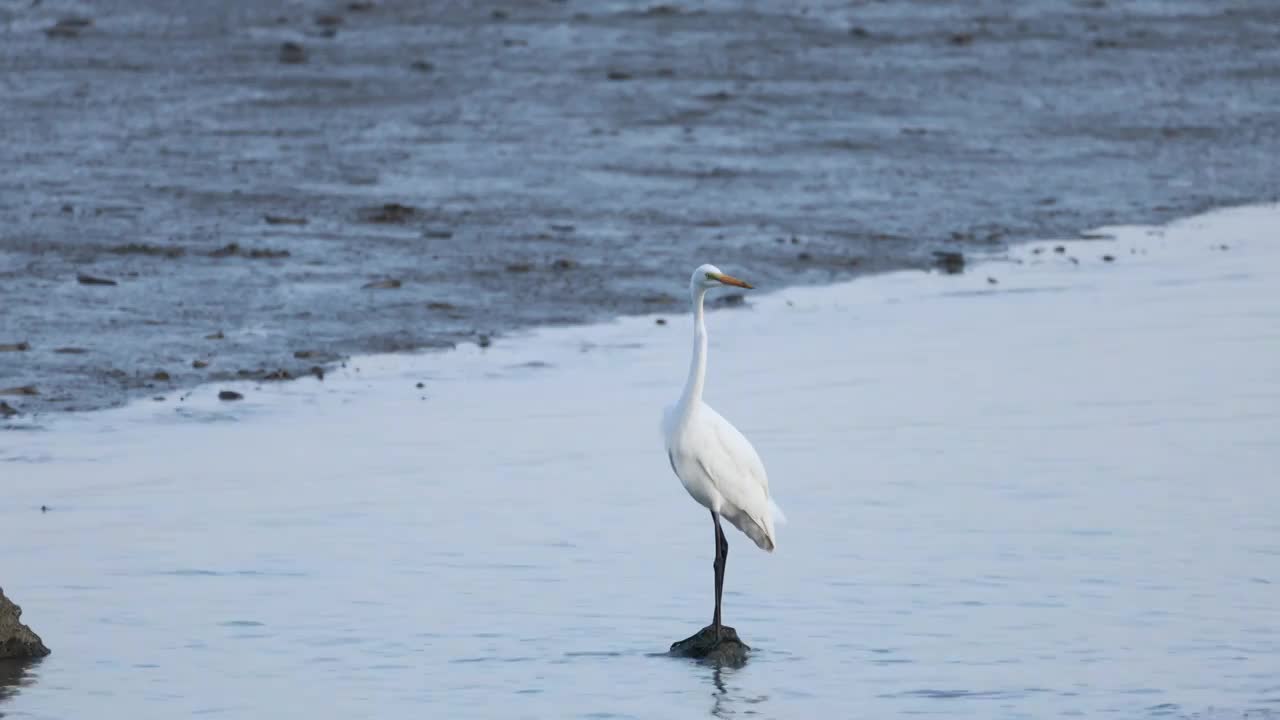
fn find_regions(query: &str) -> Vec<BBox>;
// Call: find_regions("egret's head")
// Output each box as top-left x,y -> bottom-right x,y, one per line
691,263 -> 753,291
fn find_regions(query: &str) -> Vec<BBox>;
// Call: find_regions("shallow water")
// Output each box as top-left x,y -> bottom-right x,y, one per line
3,205 -> 1279,718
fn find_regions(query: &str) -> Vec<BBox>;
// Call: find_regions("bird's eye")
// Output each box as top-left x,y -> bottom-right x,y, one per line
705,272 -> 717,280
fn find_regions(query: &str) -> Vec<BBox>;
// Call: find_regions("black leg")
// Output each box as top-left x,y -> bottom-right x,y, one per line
711,511 -> 728,640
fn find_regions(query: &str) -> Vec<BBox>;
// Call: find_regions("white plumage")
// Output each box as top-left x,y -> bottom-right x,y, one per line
662,263 -> 784,636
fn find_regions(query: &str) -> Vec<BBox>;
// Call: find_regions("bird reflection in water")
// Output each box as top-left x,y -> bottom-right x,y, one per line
707,665 -> 769,718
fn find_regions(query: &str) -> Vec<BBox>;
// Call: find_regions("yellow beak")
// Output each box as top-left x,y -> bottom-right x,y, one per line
714,273 -> 753,289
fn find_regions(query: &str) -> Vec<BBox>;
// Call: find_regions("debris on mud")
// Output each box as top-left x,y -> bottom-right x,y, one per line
0,386 -> 38,396
110,243 -> 185,258
77,274 -> 118,286
205,331 -> 225,340
362,278 -> 402,289
0,342 -> 30,353
361,203 -> 418,224
192,359 -> 209,368
264,215 -> 309,226
45,16 -> 92,39
279,42 -> 308,64
209,243 -> 290,259
218,390 -> 244,401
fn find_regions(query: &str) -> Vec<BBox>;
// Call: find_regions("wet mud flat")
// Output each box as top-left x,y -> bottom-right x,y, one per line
2,0 -> 1278,414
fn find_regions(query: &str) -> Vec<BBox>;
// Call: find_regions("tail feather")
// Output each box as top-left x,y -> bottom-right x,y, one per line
725,505 -> 779,553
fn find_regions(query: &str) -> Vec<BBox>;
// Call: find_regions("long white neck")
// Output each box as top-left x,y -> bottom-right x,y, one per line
676,286 -> 709,414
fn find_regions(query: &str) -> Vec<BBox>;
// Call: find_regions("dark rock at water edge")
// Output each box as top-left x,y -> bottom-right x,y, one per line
0,588 -> 50,659
669,625 -> 749,667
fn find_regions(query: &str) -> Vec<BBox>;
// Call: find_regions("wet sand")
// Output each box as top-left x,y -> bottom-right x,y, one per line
3,205 -> 1278,718
3,0 -> 1280,413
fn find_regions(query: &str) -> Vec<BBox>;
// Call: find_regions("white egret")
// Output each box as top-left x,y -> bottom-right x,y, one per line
663,264 -> 784,640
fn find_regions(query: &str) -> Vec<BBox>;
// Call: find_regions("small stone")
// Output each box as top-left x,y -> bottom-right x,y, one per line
153,371 -> 171,382
309,366 -> 325,380
206,331 -> 225,340
1053,245 -> 1066,254
416,382 -> 424,389
606,70 -> 632,81
669,624 -> 749,667
0,342 -> 30,352
477,335 -> 492,348
551,258 -> 578,270
1102,254 -> 1115,262
362,279 -> 402,290
655,318 -> 667,325
987,276 -> 998,284
193,359 -> 209,369
279,42 -> 308,64
218,390 -> 243,401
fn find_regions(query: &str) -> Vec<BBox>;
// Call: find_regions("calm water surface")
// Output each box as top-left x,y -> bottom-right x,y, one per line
3,207 -> 1279,718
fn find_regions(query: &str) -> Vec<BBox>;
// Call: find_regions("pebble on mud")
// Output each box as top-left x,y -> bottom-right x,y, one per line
1102,254 -> 1115,262
606,70 -> 633,81
192,359 -> 209,369
264,215 -> 308,225
279,42 -> 308,64
152,371 -> 171,382
416,382 -> 424,388
309,366 -> 325,380
54,347 -> 87,354
45,16 -> 92,39
987,276 -> 999,285
210,243 -> 290,259
710,293 -> 745,308
932,251 -> 966,274
206,331 -> 225,340
218,390 -> 243,401
1054,245 -> 1066,253
0,342 -> 30,352
551,258 -> 578,270
655,318 -> 667,325
477,334 -> 492,348
362,203 -> 417,224
110,243 -> 185,258
77,273 -> 118,286
362,278 -> 402,290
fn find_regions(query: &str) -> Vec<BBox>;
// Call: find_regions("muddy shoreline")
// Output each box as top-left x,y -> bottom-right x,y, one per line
2,0 -> 1278,416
